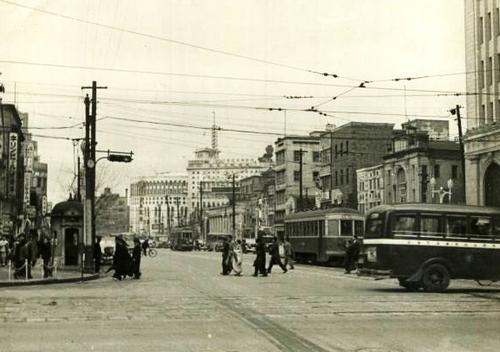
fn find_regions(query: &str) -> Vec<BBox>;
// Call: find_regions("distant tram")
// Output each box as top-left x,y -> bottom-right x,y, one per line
169,227 -> 195,251
285,208 -> 364,265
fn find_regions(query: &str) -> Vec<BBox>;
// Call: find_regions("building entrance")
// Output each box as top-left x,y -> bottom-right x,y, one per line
484,163 -> 500,207
64,227 -> 79,265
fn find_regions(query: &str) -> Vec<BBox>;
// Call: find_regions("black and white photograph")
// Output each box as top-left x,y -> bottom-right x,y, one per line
1,1 -> 500,351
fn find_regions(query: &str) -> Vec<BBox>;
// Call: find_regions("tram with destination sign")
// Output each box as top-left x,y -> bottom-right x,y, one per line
361,203 -> 500,292
284,208 -> 364,265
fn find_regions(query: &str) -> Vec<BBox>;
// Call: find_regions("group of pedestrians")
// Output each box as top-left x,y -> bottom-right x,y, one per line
105,235 -> 143,280
221,234 -> 295,277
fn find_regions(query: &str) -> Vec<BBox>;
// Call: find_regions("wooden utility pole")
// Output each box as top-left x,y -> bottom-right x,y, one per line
451,105 -> 466,201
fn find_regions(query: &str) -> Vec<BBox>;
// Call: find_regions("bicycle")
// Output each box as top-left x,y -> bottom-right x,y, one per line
144,248 -> 157,258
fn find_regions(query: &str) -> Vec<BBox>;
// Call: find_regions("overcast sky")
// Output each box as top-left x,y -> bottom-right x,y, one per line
0,0 -> 466,203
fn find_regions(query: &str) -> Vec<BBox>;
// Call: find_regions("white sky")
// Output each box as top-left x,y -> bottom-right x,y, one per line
0,0 -> 466,203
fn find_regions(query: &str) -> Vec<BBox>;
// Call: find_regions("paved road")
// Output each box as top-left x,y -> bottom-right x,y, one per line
1,249 -> 500,351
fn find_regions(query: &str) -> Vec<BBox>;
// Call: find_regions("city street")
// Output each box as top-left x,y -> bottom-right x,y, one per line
1,249 -> 500,352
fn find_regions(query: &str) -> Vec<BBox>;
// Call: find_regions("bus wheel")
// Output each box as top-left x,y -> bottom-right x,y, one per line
422,264 -> 450,293
398,278 -> 421,291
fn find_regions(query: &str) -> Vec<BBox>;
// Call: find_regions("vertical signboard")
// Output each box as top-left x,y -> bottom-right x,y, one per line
8,133 -> 18,198
23,142 -> 33,213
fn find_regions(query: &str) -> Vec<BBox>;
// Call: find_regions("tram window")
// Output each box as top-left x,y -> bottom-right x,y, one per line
391,214 -> 416,236
340,220 -> 353,237
328,220 -> 339,236
446,216 -> 467,237
355,220 -> 364,236
469,217 -> 492,238
420,215 -> 442,236
319,220 -> 324,237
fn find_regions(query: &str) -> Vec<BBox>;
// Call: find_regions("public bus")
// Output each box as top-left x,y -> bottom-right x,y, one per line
361,203 -> 500,292
206,233 -> 229,252
284,207 -> 364,265
169,227 -> 194,251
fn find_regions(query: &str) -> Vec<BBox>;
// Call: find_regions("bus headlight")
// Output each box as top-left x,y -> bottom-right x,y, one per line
366,246 -> 377,262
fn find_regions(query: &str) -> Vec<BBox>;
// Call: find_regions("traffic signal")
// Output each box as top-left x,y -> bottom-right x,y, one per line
108,153 -> 133,163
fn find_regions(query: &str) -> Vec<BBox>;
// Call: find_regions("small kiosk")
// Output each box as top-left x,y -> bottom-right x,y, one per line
50,198 -> 84,266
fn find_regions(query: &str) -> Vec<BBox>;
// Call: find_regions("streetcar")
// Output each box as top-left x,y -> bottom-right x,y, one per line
361,203 -> 500,292
169,227 -> 195,251
284,207 -> 364,265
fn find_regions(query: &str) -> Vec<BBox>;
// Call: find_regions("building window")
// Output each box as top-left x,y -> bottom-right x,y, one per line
480,60 -> 485,88
340,169 -> 344,185
294,150 -> 301,162
488,12 -> 492,41
335,171 -> 338,186
481,104 -> 486,125
340,143 -> 343,157
346,168 -> 349,184
479,16 -> 484,44
434,165 -> 440,178
345,141 -> 349,155
452,165 -> 458,179
489,102 -> 494,123
488,57 -> 493,86
294,171 -> 300,182
313,151 -> 320,162
335,145 -> 338,158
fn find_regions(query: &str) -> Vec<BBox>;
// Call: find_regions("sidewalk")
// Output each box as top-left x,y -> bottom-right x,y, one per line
0,262 -> 101,287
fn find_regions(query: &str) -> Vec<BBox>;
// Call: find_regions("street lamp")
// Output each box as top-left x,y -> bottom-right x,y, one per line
430,177 -> 453,204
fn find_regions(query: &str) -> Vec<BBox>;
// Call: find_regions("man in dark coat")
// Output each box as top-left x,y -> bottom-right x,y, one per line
253,236 -> 268,277
221,235 -> 232,275
344,235 -> 361,274
94,236 -> 102,274
267,236 -> 287,274
39,236 -> 53,278
108,236 -> 133,280
131,237 -> 142,279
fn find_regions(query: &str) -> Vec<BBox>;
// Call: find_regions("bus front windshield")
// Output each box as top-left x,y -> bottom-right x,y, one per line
365,212 -> 385,238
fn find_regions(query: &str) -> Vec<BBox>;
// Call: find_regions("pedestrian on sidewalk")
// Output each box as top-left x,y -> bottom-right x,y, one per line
94,236 -> 102,274
252,236 -> 267,277
221,235 -> 232,275
131,237 -> 142,279
39,236 -> 53,278
0,236 -> 8,266
231,239 -> 243,276
344,235 -> 360,274
267,236 -> 287,274
283,236 -> 295,270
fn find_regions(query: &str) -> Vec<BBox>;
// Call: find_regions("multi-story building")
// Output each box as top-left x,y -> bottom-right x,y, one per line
129,173 -> 188,236
319,122 -> 395,209
274,133 -> 322,237
95,188 -> 129,237
0,104 -> 25,237
186,147 -> 269,227
356,164 -> 385,214
464,1 -> 500,207
383,121 -> 465,205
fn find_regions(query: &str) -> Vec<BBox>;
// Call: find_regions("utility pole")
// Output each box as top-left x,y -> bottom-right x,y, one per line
165,195 -> 171,234
451,105 -> 466,201
299,149 -> 304,212
175,197 -> 180,227
232,174 -> 236,238
81,81 -> 107,273
199,181 -> 204,242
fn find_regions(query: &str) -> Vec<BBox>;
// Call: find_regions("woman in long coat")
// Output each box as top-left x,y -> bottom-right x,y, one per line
252,236 -> 267,277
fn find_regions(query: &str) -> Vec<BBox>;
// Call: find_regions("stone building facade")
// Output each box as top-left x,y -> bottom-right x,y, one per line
319,122 -> 395,209
274,133 -> 322,237
129,173 -> 188,236
464,0 -> 500,207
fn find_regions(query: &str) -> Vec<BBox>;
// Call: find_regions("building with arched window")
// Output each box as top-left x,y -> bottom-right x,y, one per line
464,1 -> 500,207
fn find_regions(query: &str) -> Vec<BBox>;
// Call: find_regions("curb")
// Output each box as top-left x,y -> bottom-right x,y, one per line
0,273 -> 101,288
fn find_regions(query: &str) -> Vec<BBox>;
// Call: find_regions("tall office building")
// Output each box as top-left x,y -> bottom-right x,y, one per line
464,0 -> 500,206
